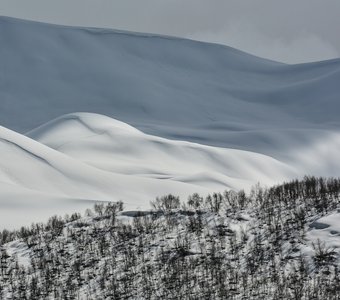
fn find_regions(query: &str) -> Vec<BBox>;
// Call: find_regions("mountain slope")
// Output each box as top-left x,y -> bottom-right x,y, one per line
1,17 -> 340,228
27,113 -> 297,189
28,113 -> 340,184
0,112 -> 308,228
0,123 -> 215,228
1,16 -> 340,157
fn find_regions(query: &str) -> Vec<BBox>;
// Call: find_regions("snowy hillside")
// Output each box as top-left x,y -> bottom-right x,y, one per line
27,113 -> 297,189
0,122 -> 215,228
0,113 -> 298,228
1,177 -> 340,299
1,16 -> 340,156
1,16 -> 340,228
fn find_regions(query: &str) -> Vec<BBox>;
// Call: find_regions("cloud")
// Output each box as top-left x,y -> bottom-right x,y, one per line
0,0 -> 339,63
188,21 -> 339,64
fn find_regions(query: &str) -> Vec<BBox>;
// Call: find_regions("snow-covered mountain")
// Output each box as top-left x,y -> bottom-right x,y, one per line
0,113 -> 298,228
1,16 -> 340,227
1,16 -> 340,154
27,113 -> 297,189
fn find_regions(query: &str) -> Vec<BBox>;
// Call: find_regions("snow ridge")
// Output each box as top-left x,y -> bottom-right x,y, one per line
0,113 -> 298,228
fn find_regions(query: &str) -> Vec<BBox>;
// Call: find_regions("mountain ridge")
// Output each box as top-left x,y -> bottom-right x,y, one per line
1,15 -> 339,150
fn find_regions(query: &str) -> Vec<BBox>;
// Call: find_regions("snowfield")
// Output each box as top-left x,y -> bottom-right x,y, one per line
0,121 -> 215,228
1,16 -> 340,154
0,16 -> 340,228
0,113 -> 297,228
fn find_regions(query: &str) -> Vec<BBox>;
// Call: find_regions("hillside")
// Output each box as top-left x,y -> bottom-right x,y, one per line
1,16 -> 340,158
0,113 -> 299,228
27,113 -> 297,187
0,16 -> 340,299
1,17 -> 340,228
1,177 -> 340,299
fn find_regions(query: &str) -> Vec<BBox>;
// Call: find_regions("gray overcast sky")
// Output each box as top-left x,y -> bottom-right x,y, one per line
1,0 -> 339,63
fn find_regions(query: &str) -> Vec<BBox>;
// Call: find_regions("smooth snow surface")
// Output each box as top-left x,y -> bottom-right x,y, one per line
1,16 -> 340,154
1,17 -> 340,228
0,113 -> 298,228
0,123 -> 218,228
28,113 -> 297,188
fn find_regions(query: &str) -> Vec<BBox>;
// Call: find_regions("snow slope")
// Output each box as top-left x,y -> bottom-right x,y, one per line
28,113 -> 297,188
28,111 -> 340,186
1,16 -> 340,157
1,17 -> 340,228
0,113 -> 300,228
0,123 -> 218,228
28,113 -> 340,181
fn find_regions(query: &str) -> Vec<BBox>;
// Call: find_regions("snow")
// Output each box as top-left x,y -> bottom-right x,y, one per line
0,16 -> 340,228
1,16 -> 340,157
308,212 -> 340,257
28,113 -> 297,187
5,240 -> 31,267
0,114 -> 297,228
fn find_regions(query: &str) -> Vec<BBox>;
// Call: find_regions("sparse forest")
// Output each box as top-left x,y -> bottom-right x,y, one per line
1,176 -> 340,299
